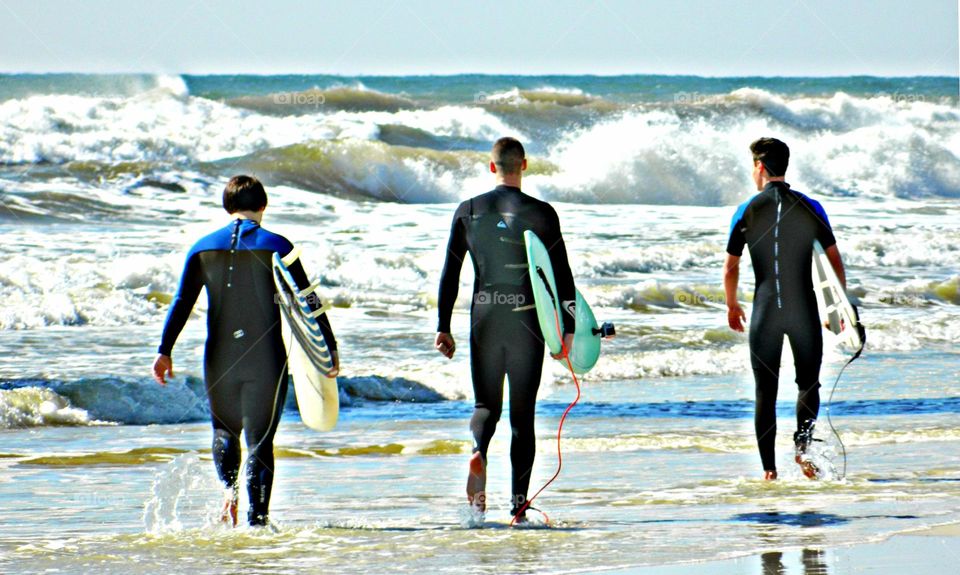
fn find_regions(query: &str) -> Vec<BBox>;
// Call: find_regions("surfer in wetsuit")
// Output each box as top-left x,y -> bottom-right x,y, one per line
723,138 -> 847,480
152,175 -> 339,526
435,137 -> 577,520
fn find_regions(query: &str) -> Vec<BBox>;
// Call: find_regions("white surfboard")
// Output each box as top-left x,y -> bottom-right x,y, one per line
272,248 -> 339,431
812,240 -> 862,350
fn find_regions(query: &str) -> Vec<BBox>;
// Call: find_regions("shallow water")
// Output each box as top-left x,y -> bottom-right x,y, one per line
2,348 -> 959,573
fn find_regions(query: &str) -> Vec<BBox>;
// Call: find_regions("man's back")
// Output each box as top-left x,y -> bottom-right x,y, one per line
190,220 -> 291,341
159,219 -> 292,355
438,184 -> 576,333
727,182 -> 836,313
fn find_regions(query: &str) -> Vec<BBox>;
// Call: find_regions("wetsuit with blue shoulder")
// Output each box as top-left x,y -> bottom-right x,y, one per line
155,176 -> 337,526
725,138 -> 838,477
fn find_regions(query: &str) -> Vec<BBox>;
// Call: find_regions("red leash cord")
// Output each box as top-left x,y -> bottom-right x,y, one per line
510,305 -> 581,526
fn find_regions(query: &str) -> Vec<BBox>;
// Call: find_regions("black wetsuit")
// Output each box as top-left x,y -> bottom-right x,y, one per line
438,185 -> 576,514
159,218 -> 336,525
727,182 -> 836,472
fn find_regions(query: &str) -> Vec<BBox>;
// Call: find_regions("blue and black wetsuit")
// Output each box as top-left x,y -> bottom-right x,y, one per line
159,218 -> 337,525
727,181 -> 836,472
438,185 -> 576,514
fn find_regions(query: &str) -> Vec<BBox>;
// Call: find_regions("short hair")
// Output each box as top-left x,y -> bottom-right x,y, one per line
491,137 -> 525,175
222,175 -> 267,213
749,137 -> 789,177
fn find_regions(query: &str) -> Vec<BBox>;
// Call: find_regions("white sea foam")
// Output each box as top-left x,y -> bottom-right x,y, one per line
2,87 -> 956,204
0,387 -> 101,428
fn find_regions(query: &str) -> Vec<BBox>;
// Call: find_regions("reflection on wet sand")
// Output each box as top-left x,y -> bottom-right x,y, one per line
762,548 -> 828,575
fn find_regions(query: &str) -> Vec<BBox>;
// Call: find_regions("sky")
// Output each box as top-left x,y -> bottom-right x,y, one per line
0,0 -> 957,77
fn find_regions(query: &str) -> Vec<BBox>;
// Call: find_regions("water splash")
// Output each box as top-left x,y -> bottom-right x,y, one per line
142,454 -> 223,533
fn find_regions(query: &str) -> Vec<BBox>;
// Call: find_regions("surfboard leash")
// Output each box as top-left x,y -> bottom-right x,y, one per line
824,305 -> 867,480
510,302 -> 581,527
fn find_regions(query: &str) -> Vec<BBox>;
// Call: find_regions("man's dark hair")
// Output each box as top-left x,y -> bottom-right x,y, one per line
222,175 -> 268,214
491,137 -> 525,175
749,137 -> 789,177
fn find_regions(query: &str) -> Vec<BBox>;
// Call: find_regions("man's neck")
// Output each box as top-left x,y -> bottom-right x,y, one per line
496,176 -> 522,189
762,176 -> 786,188
235,210 -> 263,224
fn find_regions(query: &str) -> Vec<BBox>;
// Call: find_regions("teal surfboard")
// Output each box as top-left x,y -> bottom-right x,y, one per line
523,230 -> 606,374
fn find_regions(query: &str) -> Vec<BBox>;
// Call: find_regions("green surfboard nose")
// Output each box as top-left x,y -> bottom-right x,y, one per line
523,230 -> 603,374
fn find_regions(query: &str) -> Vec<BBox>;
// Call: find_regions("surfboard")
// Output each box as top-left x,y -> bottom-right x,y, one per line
812,239 -> 862,350
272,248 -> 339,431
524,230 -> 610,374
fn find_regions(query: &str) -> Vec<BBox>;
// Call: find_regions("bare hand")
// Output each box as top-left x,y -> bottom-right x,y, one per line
551,333 -> 575,360
153,354 -> 174,385
435,332 -> 456,359
727,304 -> 746,332
327,350 -> 341,378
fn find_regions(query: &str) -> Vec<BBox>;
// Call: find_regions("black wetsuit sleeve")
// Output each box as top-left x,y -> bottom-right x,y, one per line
287,258 -> 338,351
158,253 -> 204,356
544,206 -> 577,336
437,203 -> 468,333
727,211 -> 747,257
814,209 -> 837,250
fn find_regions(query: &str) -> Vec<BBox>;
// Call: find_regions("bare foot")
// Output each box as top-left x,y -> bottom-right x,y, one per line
220,496 -> 238,527
466,452 -> 486,512
795,455 -> 819,479
764,470 -> 778,481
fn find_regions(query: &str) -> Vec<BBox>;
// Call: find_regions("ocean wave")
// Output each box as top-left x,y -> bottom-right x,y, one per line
527,109 -> 750,204
0,387 -> 103,428
582,244 -> 724,276
232,139 -> 552,203
861,310 -> 960,351
863,276 -> 960,308
0,91 -> 360,164
0,377 -> 210,425
845,232 -> 960,269
337,376 -> 445,403
229,85 -> 417,114
0,374 -> 447,426
566,347 -> 748,381
594,281 -> 736,312
3,83 -> 957,204
0,252 -> 179,329
523,89 -> 960,203
478,86 -> 600,108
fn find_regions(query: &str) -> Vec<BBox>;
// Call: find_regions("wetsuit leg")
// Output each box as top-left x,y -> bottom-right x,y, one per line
205,354 -> 243,495
505,310 -> 544,514
206,335 -> 287,526
786,308 -> 823,445
242,363 -> 287,526
469,308 -> 506,463
749,306 -> 784,472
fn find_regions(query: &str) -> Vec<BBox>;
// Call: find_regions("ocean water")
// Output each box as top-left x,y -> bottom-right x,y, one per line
0,74 -> 958,574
